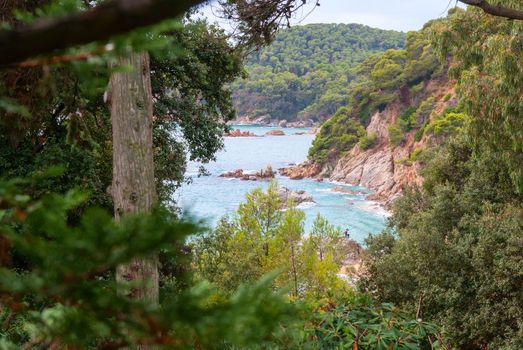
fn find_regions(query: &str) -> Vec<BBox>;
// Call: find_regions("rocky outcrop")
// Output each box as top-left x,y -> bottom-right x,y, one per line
277,187 -> 315,207
225,128 -> 257,137
330,186 -> 366,195
219,165 -> 275,181
231,116 -> 319,128
282,78 -> 456,206
294,127 -> 320,136
252,115 -> 271,125
278,162 -> 323,180
287,119 -> 315,128
329,79 -> 455,205
265,129 -> 285,136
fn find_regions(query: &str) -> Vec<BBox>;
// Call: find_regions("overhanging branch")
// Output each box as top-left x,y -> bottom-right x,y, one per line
0,0 -> 205,66
458,0 -> 523,20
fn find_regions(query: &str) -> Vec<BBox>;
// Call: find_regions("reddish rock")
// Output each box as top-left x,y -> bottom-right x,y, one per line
219,169 -> 244,178
331,186 -> 366,195
265,129 -> 285,136
279,162 -> 323,180
306,127 -> 320,135
225,129 -> 256,137
220,165 -> 275,181
277,187 -> 315,207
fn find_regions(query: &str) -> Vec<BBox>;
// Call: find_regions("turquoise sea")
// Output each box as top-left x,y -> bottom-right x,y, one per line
176,125 -> 387,243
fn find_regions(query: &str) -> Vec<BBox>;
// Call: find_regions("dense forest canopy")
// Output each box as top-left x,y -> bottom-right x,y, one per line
308,19 -> 443,163
305,6 -> 523,349
232,23 -> 406,121
0,0 -> 522,348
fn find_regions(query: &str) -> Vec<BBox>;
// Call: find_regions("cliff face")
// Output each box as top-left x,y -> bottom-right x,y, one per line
329,105 -> 422,204
281,77 -> 456,206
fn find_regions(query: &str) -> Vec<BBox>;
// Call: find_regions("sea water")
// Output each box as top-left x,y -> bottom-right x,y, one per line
176,125 -> 387,243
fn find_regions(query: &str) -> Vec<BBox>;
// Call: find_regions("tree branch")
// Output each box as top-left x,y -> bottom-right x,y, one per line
0,0 -> 205,66
459,0 -> 523,20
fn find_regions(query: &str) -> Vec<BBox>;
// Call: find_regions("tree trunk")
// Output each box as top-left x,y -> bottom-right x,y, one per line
110,51 -> 159,309
290,242 -> 298,298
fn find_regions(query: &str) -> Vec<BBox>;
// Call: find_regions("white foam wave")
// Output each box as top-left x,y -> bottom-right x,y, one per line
314,188 -> 333,193
326,179 -> 356,187
353,201 -> 391,217
297,201 -> 318,209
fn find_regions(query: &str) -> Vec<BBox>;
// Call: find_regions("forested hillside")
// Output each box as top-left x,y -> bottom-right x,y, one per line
232,23 -> 406,121
308,20 -> 443,164
293,7 -> 523,349
1,0 -> 522,348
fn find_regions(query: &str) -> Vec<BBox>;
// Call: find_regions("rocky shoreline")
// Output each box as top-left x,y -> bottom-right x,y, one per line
233,115 -> 319,129
219,165 -> 275,181
276,187 -> 315,208
218,166 -> 316,207
225,129 -> 258,137
279,78 -> 456,207
278,159 -> 396,210
225,126 -> 319,137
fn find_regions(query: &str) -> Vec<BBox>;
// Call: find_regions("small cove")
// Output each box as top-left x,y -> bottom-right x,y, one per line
176,125 -> 387,243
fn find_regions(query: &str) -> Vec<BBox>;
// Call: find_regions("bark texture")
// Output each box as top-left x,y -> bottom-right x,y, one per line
110,51 -> 159,307
0,0 -> 204,65
459,0 -> 523,20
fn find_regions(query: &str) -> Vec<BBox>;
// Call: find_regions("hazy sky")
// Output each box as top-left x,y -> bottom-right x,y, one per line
201,0 -> 465,32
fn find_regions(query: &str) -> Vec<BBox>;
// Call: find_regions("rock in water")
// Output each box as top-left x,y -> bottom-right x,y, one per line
219,169 -> 244,178
225,128 -> 257,137
219,165 -> 275,181
330,186 -> 366,195
277,187 -> 315,207
265,129 -> 285,136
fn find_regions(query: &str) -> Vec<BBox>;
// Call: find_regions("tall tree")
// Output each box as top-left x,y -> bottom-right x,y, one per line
110,52 -> 159,308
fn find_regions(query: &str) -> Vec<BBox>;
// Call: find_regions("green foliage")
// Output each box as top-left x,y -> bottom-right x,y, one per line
388,124 -> 404,146
431,6 -> 523,191
399,106 -> 417,131
308,19 -> 443,162
305,300 -> 446,350
360,134 -> 523,349
359,132 -> 378,150
411,97 -> 435,129
308,107 -> 366,163
232,23 -> 406,121
414,124 -> 426,142
427,112 -> 466,136
193,183 -> 350,301
0,19 -> 243,210
409,147 -> 424,162
0,176 -> 302,348
192,186 -> 439,349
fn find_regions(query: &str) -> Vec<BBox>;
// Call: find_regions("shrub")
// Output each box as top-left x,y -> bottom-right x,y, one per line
388,124 -> 404,146
428,112 -> 466,136
309,108 -> 365,163
411,81 -> 425,94
411,97 -> 435,128
410,147 -> 424,161
414,124 -> 426,141
359,132 -> 379,150
0,176 -> 297,349
302,300 -> 445,349
399,106 -> 416,131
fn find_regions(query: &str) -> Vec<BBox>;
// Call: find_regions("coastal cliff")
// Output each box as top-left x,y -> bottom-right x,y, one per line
282,77 -> 457,206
